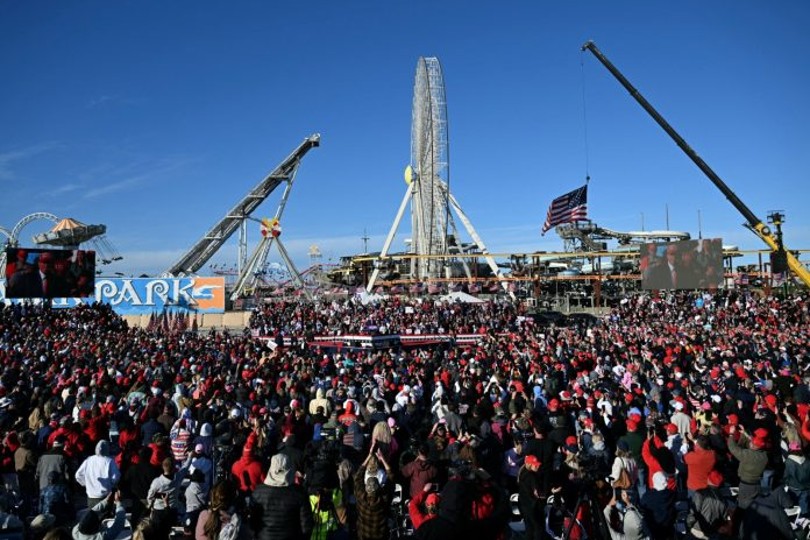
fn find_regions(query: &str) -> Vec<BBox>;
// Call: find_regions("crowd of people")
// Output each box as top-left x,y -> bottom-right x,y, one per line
0,288 -> 808,539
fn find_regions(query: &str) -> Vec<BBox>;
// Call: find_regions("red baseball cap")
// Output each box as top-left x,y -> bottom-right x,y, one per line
525,455 -> 541,468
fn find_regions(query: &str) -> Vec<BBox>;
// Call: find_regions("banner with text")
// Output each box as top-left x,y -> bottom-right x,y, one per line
0,276 -> 226,314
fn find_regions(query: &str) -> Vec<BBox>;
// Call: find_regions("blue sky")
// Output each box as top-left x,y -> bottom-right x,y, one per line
1,1 -> 809,277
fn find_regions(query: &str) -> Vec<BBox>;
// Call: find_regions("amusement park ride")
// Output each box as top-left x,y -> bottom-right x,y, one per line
164,134 -> 322,301
0,213 -> 121,276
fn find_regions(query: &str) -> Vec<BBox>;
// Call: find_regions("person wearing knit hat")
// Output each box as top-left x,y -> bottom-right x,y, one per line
251,453 -> 314,540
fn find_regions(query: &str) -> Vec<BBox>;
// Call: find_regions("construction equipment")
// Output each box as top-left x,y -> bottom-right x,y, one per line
581,41 -> 810,287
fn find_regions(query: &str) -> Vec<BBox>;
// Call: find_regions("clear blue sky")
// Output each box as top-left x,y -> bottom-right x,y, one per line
2,1 -> 809,277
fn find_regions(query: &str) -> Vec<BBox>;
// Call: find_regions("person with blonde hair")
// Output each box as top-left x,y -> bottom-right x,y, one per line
195,480 -> 248,540
370,420 -> 397,460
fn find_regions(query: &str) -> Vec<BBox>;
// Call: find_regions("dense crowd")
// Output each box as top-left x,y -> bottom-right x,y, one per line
0,289 -> 808,540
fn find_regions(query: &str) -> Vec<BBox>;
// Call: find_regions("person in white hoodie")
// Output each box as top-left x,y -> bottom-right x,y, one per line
309,386 -> 332,417
75,440 -> 120,508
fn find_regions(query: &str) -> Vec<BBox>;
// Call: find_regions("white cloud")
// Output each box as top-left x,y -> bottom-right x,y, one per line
51,183 -> 83,196
0,142 -> 62,181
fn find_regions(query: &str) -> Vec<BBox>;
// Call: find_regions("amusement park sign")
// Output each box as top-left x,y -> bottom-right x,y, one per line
0,277 -> 226,314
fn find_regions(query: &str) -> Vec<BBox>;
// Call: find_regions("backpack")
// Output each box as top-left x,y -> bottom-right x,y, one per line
218,513 -> 241,540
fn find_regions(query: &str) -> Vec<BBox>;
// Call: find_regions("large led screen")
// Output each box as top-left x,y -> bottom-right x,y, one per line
640,238 -> 723,290
4,247 -> 96,298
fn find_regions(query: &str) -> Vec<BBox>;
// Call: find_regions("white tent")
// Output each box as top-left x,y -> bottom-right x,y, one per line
355,290 -> 386,305
440,291 -> 486,304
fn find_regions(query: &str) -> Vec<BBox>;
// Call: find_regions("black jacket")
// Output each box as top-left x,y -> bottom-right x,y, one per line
640,488 -> 676,539
251,483 -> 314,540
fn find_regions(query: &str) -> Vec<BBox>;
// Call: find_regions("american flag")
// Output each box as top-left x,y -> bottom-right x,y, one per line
541,185 -> 588,234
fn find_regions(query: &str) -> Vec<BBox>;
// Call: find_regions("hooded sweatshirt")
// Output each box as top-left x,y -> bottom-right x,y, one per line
309,388 -> 332,417
75,440 -> 120,498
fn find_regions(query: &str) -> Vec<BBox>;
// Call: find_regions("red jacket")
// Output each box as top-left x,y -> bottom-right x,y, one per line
683,446 -> 716,491
408,490 -> 438,530
641,438 -> 677,491
231,454 -> 264,492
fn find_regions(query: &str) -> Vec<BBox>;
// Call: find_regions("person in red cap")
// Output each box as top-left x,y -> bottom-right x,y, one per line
546,398 -> 570,448
727,424 -> 768,509
688,470 -> 733,538
618,418 -> 645,466
683,435 -> 716,494
518,454 -> 544,540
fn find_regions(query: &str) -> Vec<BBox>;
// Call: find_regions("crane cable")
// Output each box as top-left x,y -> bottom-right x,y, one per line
580,50 -> 591,186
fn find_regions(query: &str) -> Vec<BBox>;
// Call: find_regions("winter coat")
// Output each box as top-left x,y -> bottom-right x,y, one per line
309,388 -> 332,417
640,488 -> 676,539
251,483 -> 314,540
602,504 -> 649,540
641,438 -> 676,490
784,453 -> 810,492
185,481 -> 207,513
610,456 -> 639,488
689,487 -> 731,537
727,436 -> 767,484
35,449 -> 68,491
231,454 -> 264,493
739,489 -> 795,540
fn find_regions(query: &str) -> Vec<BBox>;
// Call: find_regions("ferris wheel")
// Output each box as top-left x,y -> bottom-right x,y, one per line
367,57 -> 508,292
408,57 -> 451,279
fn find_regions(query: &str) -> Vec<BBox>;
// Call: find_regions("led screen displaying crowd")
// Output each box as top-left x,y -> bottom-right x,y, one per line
640,238 -> 723,290
4,247 -> 96,298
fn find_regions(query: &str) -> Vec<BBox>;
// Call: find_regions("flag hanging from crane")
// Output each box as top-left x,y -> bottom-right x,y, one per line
541,185 -> 588,234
